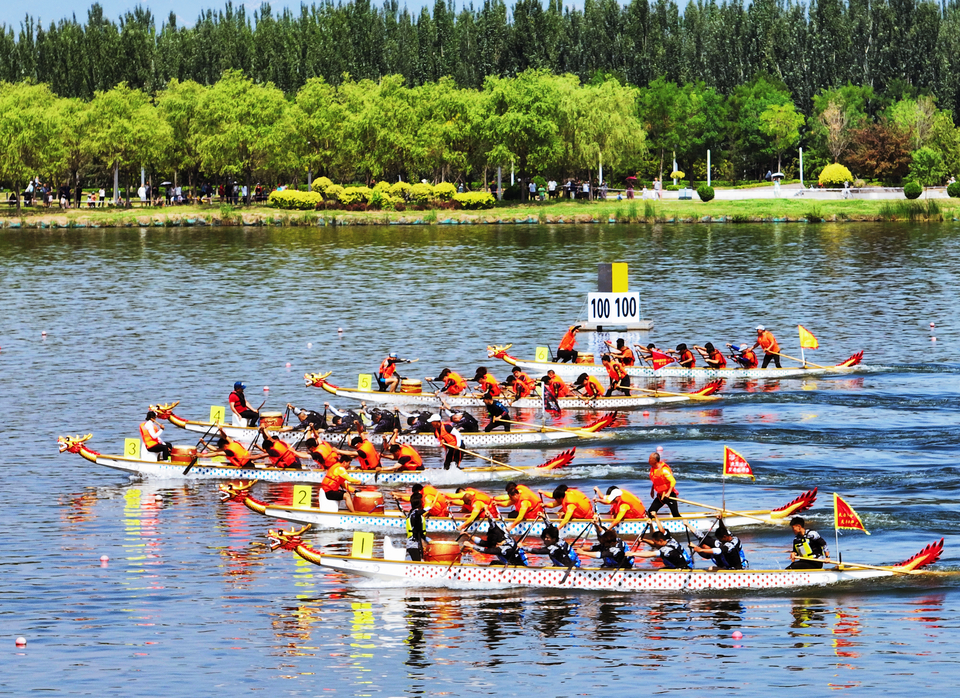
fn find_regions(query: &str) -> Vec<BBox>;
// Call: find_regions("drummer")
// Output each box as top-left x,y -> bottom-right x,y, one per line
228,381 -> 259,426
320,459 -> 363,512
556,324 -> 581,363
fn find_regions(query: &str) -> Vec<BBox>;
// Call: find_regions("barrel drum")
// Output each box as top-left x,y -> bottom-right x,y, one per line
259,412 -> 284,429
576,352 -> 595,364
353,490 -> 385,513
170,445 -> 198,464
400,379 -> 422,394
424,541 -> 462,563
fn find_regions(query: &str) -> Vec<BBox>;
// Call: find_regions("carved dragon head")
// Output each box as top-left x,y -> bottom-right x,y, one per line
486,344 -> 513,359
150,401 -> 181,420
304,371 -> 332,388
58,434 -> 93,454
268,524 -> 312,551
218,480 -> 257,503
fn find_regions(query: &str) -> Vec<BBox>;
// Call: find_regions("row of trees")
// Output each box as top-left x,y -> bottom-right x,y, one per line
2,0 -> 960,115
2,70 -> 958,211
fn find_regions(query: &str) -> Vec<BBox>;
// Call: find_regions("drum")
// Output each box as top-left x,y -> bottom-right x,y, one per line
170,445 -> 197,464
259,412 -> 284,429
353,490 -> 385,513
400,379 -> 422,394
424,541 -> 462,563
576,352 -> 595,364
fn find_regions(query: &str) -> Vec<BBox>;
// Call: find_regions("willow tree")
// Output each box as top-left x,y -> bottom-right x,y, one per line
0,82 -> 64,212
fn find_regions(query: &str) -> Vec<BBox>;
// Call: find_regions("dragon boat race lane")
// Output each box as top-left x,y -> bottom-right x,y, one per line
3,223 -> 960,696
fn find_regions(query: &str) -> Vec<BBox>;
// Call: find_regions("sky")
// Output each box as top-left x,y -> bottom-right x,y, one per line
0,0 -> 461,29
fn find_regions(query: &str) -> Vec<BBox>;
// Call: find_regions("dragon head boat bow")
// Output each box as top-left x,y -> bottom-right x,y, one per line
218,481 -> 267,514
57,434 -> 98,462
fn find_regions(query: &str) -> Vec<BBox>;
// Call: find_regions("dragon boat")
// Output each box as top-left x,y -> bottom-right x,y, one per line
305,371 -> 722,410
268,526 -> 945,592
152,400 -> 617,449
221,481 -> 818,536
487,344 -> 868,381
58,435 -> 577,484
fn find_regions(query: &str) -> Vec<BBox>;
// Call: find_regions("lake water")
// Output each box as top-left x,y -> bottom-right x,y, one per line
3,222 -> 960,695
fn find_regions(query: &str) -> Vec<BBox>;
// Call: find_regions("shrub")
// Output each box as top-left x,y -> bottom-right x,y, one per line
697,185 -> 715,202
818,163 -> 854,187
948,182 -> 960,198
323,184 -> 344,201
311,176 -> 333,195
389,181 -> 411,199
453,192 -> 496,210
502,184 -> 522,200
434,182 -> 457,201
854,179 -> 866,188
670,170 -> 685,180
372,181 -> 391,194
903,181 -> 923,199
338,186 -> 372,205
268,190 -> 323,210
410,182 -> 434,204
368,190 -> 385,210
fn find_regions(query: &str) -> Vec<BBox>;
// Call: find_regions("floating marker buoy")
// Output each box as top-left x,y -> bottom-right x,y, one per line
41,331 -> 47,336
338,327 -> 343,333
643,411 -> 650,417
732,631 -> 743,639
307,342 -> 313,348
930,322 -> 936,328
285,362 -> 292,368
931,337 -> 937,342
100,554 -> 109,562
264,386 -> 269,391
15,637 -> 26,647
656,446 -> 663,453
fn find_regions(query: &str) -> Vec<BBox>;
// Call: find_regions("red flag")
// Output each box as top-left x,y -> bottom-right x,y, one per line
798,325 -> 819,350
649,350 -> 675,371
722,446 -> 755,480
833,493 -> 869,534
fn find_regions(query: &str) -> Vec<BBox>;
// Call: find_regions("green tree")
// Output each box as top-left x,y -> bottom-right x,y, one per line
54,97 -> 97,204
0,82 -> 64,212
759,102 -> 803,171
157,79 -> 207,190
908,146 -> 947,186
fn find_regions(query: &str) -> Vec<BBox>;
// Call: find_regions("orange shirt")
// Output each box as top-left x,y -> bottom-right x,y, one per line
477,373 -> 502,397
558,327 -> 578,351
511,484 -> 544,520
620,346 -> 636,366
421,484 -> 449,517
757,330 -> 780,354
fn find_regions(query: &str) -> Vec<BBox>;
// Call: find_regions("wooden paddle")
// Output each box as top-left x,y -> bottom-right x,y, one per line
767,350 -> 828,369
497,418 -> 595,436
793,556 -> 918,576
624,385 -> 719,401
669,496 -> 771,524
448,444 -> 526,473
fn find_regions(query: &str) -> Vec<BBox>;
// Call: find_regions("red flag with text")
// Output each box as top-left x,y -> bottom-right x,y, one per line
722,446 -> 755,480
833,493 -> 869,534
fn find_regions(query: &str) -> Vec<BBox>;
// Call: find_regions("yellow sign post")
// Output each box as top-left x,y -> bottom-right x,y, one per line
124,438 -> 140,458
535,346 -> 550,362
358,374 -> 373,391
292,485 -> 313,508
352,531 -> 375,559
209,405 -> 226,424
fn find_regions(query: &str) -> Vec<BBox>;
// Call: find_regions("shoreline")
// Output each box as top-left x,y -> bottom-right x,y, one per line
2,197 -> 958,229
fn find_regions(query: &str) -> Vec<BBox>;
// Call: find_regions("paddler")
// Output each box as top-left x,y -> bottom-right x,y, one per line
506,367 -> 536,400
282,402 -> 325,432
556,324 -> 581,363
451,487 -> 500,533
693,342 -> 727,369
228,381 -> 259,426
377,352 -> 411,393
634,514 -> 693,568
139,410 -> 172,460
648,452 -> 681,518
601,353 -> 631,396
727,342 -> 759,369
251,428 -> 302,469
786,516 -> 830,569
349,435 -> 381,470
688,518 -> 747,570
200,429 -> 253,467
669,343 -> 696,368
572,372 -> 605,400
481,391 -> 512,432
428,414 -> 464,470
319,458 -> 363,512
435,368 -> 468,396
394,483 -> 449,517
527,524 -> 581,568
538,484 -> 594,528
403,493 -> 429,560
593,485 -> 647,525
578,525 -> 634,569
302,433 -> 351,469
752,325 -> 782,368
498,482 -> 545,531
545,370 -> 573,397
472,367 -> 503,396
463,523 -> 529,566
379,431 -> 425,471
604,338 -> 636,365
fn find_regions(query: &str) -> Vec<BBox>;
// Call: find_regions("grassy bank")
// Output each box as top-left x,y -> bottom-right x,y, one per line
1,197 -> 958,229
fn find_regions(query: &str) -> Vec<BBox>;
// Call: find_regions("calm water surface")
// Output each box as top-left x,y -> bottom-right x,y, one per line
3,223 -> 960,695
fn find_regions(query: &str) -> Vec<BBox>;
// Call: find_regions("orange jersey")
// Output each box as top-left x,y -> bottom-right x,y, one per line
561,488 -> 593,520
610,490 -> 647,519
620,346 -> 636,365
558,326 -> 578,351
757,330 -> 779,354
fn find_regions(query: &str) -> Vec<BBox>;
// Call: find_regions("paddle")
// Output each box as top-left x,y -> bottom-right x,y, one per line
793,556 -> 918,576
623,385 -> 719,401
767,350 -> 829,369
669,496 -> 771,524
448,443 -> 526,473
497,418 -> 596,437
184,419 -> 222,474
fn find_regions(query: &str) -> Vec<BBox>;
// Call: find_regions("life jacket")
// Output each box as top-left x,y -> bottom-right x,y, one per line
511,484 -> 544,520
396,444 -> 423,471
659,537 -> 693,569
583,375 -> 605,398
649,350 -> 674,370
678,350 -> 696,368
740,348 -> 759,368
548,376 -> 571,397
223,440 -> 252,468
433,421 -> 461,448
310,441 -> 340,469
461,489 -> 499,519
420,484 -> 449,516
266,438 -> 298,468
558,327 -> 578,351
495,541 -> 529,567
708,348 -> 727,368
611,490 -> 647,519
378,357 -> 397,379
793,531 -> 825,558
354,440 -> 381,470
443,372 -> 467,395
713,538 -> 747,570
757,330 -> 780,354
321,463 -> 349,492
228,390 -> 248,412
139,421 -> 161,449
650,462 -> 676,495
599,540 -> 634,569
620,347 -> 636,366
477,373 -> 502,397
546,542 -> 580,568
513,379 -> 533,399
405,508 -> 426,545
561,489 -> 593,520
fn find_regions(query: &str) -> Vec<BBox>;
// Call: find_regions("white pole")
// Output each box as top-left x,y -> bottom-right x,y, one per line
497,166 -> 502,201
113,163 -> 119,203
599,151 -> 603,185
511,161 -> 514,186
673,155 -> 678,186
707,150 -> 711,187
141,167 -> 145,188
800,147 -> 804,188
307,169 -> 312,191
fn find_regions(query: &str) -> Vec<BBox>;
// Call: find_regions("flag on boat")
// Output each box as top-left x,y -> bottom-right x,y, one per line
722,446 -> 755,480
798,324 -> 819,350
650,349 -> 674,371
833,493 -> 869,534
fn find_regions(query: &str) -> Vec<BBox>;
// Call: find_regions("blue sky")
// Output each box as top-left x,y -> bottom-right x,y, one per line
0,0 -> 453,29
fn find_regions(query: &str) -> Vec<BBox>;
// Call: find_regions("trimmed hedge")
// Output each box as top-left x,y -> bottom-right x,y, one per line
453,192 -> 496,209
903,181 -> 923,199
338,186 -> 372,205
324,184 -> 344,201
389,181 -> 412,199
697,185 -> 715,202
410,182 -> 434,204
434,182 -> 457,201
947,182 -> 960,198
372,181 -> 391,194
819,163 -> 854,187
311,176 -> 333,195
268,189 -> 322,210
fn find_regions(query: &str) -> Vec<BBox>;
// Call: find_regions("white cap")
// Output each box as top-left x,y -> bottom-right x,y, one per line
608,488 -> 623,500
427,415 -> 441,423
756,325 -> 765,331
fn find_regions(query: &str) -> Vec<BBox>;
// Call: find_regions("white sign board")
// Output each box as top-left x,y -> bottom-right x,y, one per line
587,292 -> 641,324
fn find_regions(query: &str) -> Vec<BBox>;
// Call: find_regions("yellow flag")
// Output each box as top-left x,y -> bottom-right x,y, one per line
798,324 -> 819,350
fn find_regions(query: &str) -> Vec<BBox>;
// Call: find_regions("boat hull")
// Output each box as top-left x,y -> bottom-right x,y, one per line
304,554 -> 891,591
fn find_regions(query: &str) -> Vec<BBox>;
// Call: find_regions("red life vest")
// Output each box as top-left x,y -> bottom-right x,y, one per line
678,350 -> 696,368
443,372 -> 467,395
223,440 -> 252,467
396,444 -> 423,470
741,349 -> 759,368
562,488 -> 593,519
650,462 -> 676,495
379,357 -> 397,379
321,463 -> 350,492
462,488 -> 499,518
548,376 -> 571,397
354,440 -> 381,470
310,441 -> 340,469
433,422 -> 460,448
708,349 -> 727,368
477,373 -> 502,397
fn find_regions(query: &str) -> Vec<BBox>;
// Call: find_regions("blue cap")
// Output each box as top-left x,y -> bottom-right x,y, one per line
234,381 -> 246,390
